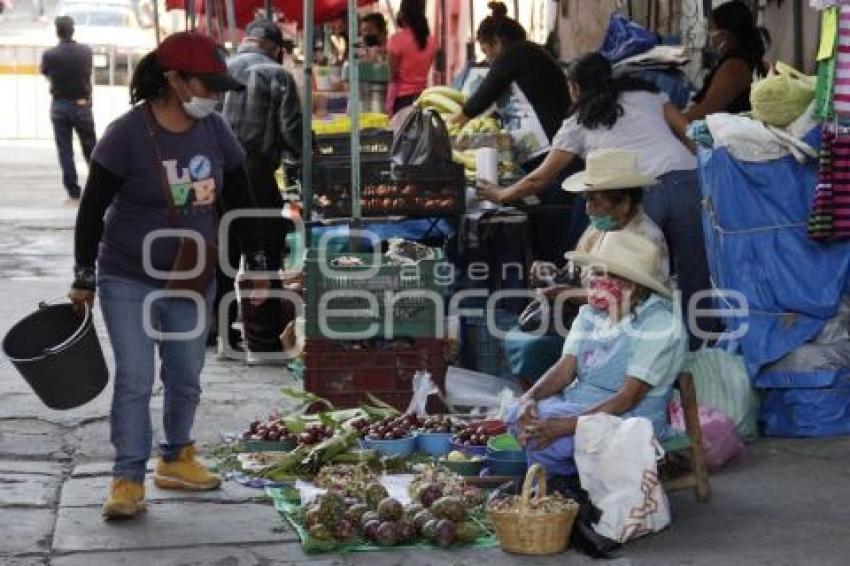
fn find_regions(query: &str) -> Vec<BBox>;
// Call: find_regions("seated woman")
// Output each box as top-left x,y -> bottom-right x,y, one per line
505,149 -> 669,389
506,230 -> 687,477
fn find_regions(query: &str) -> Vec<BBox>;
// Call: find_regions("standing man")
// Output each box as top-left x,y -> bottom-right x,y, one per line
222,19 -> 302,361
41,16 -> 96,203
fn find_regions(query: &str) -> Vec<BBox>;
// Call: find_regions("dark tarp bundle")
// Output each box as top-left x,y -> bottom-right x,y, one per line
698,127 -> 850,436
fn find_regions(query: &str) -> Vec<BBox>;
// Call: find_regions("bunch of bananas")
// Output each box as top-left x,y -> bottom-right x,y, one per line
416,86 -> 467,117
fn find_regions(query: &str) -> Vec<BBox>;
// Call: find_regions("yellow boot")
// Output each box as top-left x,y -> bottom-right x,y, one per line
154,445 -> 221,491
102,478 -> 145,520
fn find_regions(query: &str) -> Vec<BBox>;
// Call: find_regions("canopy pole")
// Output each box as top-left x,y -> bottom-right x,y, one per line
302,0 -> 314,225
152,0 -> 161,45
265,0 -> 272,20
348,0 -> 361,226
204,0 -> 212,35
224,0 -> 236,51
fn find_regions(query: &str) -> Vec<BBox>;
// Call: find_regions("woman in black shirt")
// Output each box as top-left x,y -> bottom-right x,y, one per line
452,2 -> 584,262
452,2 -> 571,170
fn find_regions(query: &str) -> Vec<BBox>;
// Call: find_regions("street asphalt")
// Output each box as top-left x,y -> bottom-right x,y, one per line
0,138 -> 849,565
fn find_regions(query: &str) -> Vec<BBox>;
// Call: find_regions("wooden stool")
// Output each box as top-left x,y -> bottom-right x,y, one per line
660,372 -> 711,502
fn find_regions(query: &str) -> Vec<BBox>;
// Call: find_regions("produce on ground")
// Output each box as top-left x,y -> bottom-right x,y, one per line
363,414 -> 420,440
242,417 -> 298,444
313,463 -> 379,497
452,422 -> 494,447
410,464 -> 486,508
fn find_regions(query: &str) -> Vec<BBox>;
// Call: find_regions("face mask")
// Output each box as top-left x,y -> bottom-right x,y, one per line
589,214 -> 619,232
587,276 -> 626,312
182,96 -> 219,120
363,34 -> 381,47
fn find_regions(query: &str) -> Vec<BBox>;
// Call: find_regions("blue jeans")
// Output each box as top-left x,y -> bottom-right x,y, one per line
643,169 -> 716,349
50,99 -> 96,198
98,276 -> 213,482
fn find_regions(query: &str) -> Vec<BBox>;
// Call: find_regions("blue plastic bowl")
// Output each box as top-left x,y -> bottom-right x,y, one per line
417,432 -> 453,456
486,447 -> 526,462
487,456 -> 529,477
362,435 -> 417,457
451,441 -> 487,458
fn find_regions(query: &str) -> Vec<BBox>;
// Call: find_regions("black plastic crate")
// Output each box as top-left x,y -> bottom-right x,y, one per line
314,129 -> 393,159
311,161 -> 465,218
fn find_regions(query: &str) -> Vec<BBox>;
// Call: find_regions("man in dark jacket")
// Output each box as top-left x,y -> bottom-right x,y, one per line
41,16 -> 96,202
221,19 -> 302,361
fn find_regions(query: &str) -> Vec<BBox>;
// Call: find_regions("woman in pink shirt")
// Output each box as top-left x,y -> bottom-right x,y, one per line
387,0 -> 437,115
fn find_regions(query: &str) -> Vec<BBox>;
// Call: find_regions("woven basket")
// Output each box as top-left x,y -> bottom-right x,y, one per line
487,463 -> 579,555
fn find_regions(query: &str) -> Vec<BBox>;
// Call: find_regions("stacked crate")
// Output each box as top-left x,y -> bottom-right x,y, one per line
303,247 -> 450,410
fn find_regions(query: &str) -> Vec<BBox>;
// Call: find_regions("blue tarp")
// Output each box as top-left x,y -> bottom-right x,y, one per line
697,127 -> 850,388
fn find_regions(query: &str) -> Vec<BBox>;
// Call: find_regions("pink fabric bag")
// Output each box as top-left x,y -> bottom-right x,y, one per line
669,402 -> 746,471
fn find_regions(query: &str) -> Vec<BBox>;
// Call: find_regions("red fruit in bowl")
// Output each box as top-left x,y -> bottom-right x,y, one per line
249,420 -> 261,433
299,432 -> 315,445
267,430 -> 280,442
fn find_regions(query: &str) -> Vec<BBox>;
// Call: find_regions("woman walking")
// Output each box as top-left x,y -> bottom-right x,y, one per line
69,32 -> 269,520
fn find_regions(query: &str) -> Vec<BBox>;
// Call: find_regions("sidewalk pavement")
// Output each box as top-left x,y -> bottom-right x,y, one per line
1,140 -> 850,565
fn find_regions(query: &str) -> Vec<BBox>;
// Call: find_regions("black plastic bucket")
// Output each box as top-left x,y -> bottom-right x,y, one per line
2,302 -> 109,410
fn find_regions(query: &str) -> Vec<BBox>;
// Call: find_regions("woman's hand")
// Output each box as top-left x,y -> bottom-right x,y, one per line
68,288 -> 95,316
476,180 -> 508,204
523,417 -> 576,450
515,396 -> 539,432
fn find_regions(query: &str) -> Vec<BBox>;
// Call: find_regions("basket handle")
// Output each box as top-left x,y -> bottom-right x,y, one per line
519,463 -> 547,513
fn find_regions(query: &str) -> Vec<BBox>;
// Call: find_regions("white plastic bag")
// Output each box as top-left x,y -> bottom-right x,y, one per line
406,370 -> 440,417
444,366 -> 523,409
574,414 -> 670,543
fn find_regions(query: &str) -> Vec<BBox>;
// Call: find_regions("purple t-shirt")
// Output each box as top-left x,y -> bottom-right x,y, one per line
91,105 -> 245,285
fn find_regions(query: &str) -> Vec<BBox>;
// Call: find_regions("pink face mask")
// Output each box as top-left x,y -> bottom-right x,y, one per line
587,276 -> 626,312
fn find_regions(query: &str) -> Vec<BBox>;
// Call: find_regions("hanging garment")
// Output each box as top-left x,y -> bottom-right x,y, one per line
809,128 -> 836,239
831,128 -> 850,237
832,7 -> 850,115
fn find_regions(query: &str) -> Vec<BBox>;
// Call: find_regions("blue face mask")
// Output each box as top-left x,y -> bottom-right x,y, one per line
589,214 -> 619,232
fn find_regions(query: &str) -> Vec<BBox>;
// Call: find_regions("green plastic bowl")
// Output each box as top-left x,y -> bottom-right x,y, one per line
487,433 -> 522,452
439,457 -> 485,476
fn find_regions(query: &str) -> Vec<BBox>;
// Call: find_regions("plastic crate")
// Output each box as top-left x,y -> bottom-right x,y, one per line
311,161 -> 465,218
304,248 -> 446,339
304,338 -> 449,411
459,309 -> 516,379
314,129 -> 393,159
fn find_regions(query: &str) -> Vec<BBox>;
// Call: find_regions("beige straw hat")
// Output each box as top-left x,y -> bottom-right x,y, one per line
562,148 -> 658,193
565,230 -> 672,297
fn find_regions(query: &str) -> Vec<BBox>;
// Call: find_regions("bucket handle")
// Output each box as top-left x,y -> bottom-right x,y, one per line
39,299 -> 92,356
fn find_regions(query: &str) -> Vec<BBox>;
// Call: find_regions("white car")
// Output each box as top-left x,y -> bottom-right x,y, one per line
54,0 -> 154,80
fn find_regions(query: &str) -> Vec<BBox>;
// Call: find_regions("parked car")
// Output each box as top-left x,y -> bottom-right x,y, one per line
53,0 -> 154,84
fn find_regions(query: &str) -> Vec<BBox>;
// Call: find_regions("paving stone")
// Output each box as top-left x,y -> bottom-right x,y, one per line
52,502 -> 294,553
0,556 -> 48,566
0,459 -> 64,476
0,508 -> 55,555
59,475 -> 265,507
0,419 -> 69,459
48,544 -> 338,566
0,472 -> 60,506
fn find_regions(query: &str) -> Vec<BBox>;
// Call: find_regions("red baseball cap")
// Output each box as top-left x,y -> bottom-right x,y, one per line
155,32 -> 243,92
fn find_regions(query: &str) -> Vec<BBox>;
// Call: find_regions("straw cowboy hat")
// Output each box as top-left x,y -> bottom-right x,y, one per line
566,230 -> 672,297
562,148 -> 658,193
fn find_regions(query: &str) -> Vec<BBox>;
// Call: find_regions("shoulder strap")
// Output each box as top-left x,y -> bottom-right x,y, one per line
141,104 -> 178,228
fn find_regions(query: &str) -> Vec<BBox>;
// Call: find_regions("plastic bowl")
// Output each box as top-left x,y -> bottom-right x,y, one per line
362,435 -> 417,457
417,432 -> 453,456
440,457 -> 485,477
488,433 -> 522,452
451,441 -> 487,458
486,447 -> 526,462
487,456 -> 528,477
